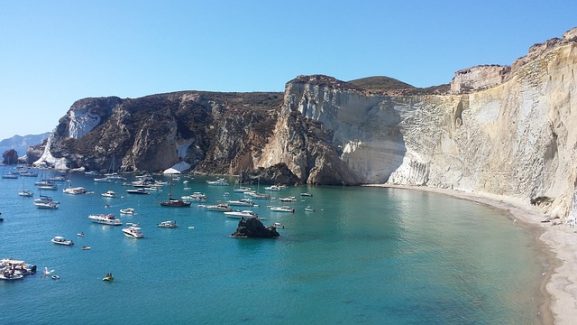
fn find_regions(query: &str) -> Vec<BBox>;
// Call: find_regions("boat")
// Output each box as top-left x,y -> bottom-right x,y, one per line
223,210 -> 259,219
18,190 -> 33,197
270,206 -> 295,213
63,186 -> 87,195
35,180 -> 57,190
126,188 -> 150,195
101,190 -> 117,198
157,220 -> 178,228
264,185 -> 286,191
279,196 -> 297,202
122,226 -> 144,238
300,192 -> 313,197
160,198 -> 191,207
51,275 -> 60,280
0,270 -> 24,280
51,236 -> 74,246
245,191 -> 271,200
181,192 -> 207,201
88,214 -> 122,226
18,170 -> 38,177
102,273 -> 114,281
305,206 -> 315,212
34,201 -> 59,209
0,259 -> 36,280
81,246 -> 91,250
233,186 -> 252,193
207,178 -> 229,186
119,208 -> 136,215
2,172 -> 18,179
227,199 -> 256,207
272,222 -> 284,228
203,203 -> 233,212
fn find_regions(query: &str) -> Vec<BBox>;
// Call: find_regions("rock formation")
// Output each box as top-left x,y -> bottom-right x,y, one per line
231,217 -> 280,238
38,27 -> 577,221
2,149 -> 18,165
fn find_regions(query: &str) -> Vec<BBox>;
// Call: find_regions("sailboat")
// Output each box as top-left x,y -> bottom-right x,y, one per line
160,168 -> 190,207
18,175 -> 34,197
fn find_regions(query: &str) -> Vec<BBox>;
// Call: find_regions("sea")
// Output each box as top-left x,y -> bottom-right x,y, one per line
0,166 -> 545,324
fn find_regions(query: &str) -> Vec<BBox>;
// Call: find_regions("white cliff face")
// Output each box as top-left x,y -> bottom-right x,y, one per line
260,28 -> 577,220
68,106 -> 102,139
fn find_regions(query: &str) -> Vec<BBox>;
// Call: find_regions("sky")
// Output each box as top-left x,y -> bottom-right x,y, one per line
1,0 -> 576,140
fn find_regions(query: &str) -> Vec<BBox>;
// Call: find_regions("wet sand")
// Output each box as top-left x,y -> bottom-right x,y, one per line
365,184 -> 577,325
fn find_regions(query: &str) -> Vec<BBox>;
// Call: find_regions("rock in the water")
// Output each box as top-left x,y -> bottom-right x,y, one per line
2,149 -> 18,165
231,217 -> 279,238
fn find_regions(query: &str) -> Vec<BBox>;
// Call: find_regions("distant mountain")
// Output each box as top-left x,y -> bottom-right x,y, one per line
0,133 -> 50,157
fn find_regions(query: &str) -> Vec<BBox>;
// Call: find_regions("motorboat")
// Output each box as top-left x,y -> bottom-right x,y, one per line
300,192 -> 313,197
206,178 -> 229,186
305,206 -> 315,212
119,208 -> 136,215
101,190 -> 117,198
181,192 -> 207,201
0,259 -> 36,280
81,246 -> 91,250
264,185 -> 285,191
0,269 -> 24,280
122,226 -> 143,238
34,195 -> 59,204
157,220 -> 178,228
270,206 -> 295,213
245,191 -> 271,200
102,273 -> 114,281
51,236 -> 74,246
88,214 -> 122,226
227,199 -> 256,207
233,186 -> 252,193
126,188 -> 149,195
18,190 -> 33,197
35,180 -> 57,190
63,186 -> 87,195
2,172 -> 18,179
279,196 -> 296,202
224,210 -> 259,219
34,201 -> 59,209
203,203 -> 233,212
160,198 -> 191,207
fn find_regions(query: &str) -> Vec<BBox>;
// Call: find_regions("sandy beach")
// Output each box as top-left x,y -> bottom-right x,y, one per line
365,184 -> 577,325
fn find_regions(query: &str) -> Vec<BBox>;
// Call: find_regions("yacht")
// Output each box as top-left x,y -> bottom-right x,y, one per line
223,210 -> 259,219
101,190 -> 117,198
126,188 -> 150,195
157,220 -> 178,228
264,185 -> 285,191
122,226 -> 144,238
279,196 -> 297,202
300,192 -> 313,197
18,190 -> 33,197
270,206 -> 295,213
227,199 -> 256,207
35,180 -> 57,190
203,203 -> 232,212
181,192 -> 207,201
63,186 -> 87,195
245,191 -> 271,200
119,208 -> 136,215
2,172 -> 18,179
34,201 -> 59,209
206,178 -> 229,186
88,214 -> 122,226
51,236 -> 74,246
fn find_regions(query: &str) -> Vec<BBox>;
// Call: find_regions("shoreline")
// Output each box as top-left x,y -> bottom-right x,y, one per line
364,184 -> 577,325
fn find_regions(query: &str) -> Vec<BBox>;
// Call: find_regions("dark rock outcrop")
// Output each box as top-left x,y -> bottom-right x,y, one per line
241,163 -> 300,185
2,149 -> 18,165
231,217 -> 279,238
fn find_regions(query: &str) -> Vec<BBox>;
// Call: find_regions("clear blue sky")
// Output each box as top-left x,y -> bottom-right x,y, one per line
1,0 -> 576,140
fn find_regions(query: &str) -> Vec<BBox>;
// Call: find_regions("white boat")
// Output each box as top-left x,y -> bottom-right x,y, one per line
35,180 -> 57,190
279,196 -> 296,202
233,186 -> 252,193
157,220 -> 178,228
34,201 -> 59,209
101,190 -> 117,198
264,185 -> 285,191
227,199 -> 256,207
300,192 -> 313,197
119,208 -> 136,215
122,226 -> 143,238
34,195 -> 59,204
51,236 -> 74,246
88,214 -> 122,226
305,206 -> 315,212
207,178 -> 229,186
126,188 -> 150,195
63,186 -> 87,195
181,192 -> 207,201
0,270 -> 24,280
245,191 -> 271,200
18,190 -> 33,197
224,210 -> 259,219
2,172 -> 18,179
203,203 -> 232,212
270,206 -> 295,213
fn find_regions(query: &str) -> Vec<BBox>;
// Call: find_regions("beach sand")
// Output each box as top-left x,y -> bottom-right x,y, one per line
365,184 -> 577,325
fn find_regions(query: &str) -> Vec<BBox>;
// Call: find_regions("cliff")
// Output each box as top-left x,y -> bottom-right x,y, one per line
38,27 -> 577,220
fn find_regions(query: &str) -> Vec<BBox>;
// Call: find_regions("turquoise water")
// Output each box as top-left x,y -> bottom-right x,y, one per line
0,167 -> 543,324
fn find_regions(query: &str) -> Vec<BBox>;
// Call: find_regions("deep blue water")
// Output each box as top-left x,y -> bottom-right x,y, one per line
0,167 -> 543,324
